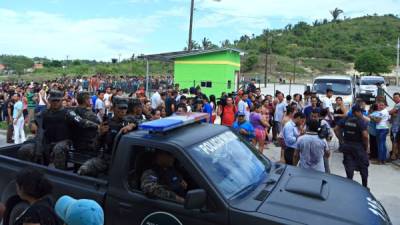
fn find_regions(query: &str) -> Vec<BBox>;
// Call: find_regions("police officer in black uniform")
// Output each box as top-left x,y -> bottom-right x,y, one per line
334,105 -> 369,187
78,97 -> 137,177
39,90 -> 71,168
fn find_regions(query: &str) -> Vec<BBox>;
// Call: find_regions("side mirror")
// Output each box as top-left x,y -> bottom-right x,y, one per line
184,189 -> 207,210
386,83 -> 390,87
356,82 -> 360,85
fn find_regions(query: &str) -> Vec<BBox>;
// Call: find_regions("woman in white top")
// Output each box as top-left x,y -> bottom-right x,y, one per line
37,85 -> 48,112
371,101 -> 390,164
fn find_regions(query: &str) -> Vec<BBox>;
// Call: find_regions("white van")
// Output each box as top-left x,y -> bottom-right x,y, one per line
312,75 -> 354,108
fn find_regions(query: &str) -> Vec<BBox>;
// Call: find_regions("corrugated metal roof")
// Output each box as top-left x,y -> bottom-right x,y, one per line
137,48 -> 244,61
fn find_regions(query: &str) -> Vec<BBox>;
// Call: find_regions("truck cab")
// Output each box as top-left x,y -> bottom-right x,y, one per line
0,113 -> 392,225
312,75 -> 354,108
104,114 -> 391,225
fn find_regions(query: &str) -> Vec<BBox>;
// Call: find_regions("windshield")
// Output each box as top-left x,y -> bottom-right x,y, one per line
188,131 -> 270,200
361,79 -> 384,85
313,79 -> 352,95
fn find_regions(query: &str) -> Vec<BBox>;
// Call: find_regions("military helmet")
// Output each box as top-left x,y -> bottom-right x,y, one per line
113,96 -> 128,109
48,90 -> 64,101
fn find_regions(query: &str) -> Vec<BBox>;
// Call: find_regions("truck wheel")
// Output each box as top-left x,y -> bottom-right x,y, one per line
7,202 -> 29,225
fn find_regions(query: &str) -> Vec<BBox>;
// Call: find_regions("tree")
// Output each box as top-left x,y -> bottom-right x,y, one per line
0,55 -> 34,74
284,24 -> 292,31
184,40 -> 201,51
292,21 -> 310,36
313,20 -> 320,26
354,50 -> 392,75
243,52 -> 258,72
201,37 -> 212,50
221,39 -> 231,48
330,8 -> 344,22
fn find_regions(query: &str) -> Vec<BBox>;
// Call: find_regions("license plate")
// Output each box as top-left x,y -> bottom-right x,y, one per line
370,98 -> 375,101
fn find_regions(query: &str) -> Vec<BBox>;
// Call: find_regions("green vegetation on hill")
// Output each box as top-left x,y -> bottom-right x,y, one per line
0,14 -> 399,82
235,15 -> 400,61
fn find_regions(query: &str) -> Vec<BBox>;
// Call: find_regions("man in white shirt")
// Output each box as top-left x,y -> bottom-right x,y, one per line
12,93 -> 26,144
274,92 -> 287,135
238,92 -> 250,121
95,90 -> 106,121
322,88 -> 334,113
151,87 -> 163,110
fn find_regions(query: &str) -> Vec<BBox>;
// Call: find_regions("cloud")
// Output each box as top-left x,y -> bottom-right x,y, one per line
0,7 -> 182,60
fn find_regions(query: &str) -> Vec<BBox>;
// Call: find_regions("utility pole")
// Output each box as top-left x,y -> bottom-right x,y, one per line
269,36 -> 273,74
188,0 -> 195,52
264,30 -> 268,87
293,57 -> 296,83
397,37 -> 399,86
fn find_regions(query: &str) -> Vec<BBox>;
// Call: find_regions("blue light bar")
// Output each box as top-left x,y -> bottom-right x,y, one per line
139,113 -> 209,132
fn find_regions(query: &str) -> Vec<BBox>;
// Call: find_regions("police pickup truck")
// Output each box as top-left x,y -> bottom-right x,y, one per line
0,113 -> 392,225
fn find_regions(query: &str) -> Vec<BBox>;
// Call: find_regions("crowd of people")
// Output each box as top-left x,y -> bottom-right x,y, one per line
0,77 -> 398,172
0,74 -> 399,224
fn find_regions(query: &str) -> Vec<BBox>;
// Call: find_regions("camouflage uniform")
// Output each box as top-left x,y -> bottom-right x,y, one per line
140,166 -> 185,202
68,107 -> 100,151
17,138 -> 37,162
78,97 -> 133,177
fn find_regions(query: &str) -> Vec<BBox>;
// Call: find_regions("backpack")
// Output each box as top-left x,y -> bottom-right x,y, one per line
318,123 -> 330,139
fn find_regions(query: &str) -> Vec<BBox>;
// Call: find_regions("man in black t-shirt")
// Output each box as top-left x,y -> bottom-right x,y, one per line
5,94 -> 15,143
165,90 -> 177,117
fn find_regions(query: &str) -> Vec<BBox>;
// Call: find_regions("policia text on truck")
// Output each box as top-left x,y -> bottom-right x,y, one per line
0,113 -> 392,225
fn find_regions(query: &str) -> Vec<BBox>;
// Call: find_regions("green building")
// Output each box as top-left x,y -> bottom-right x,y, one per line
141,48 -> 242,97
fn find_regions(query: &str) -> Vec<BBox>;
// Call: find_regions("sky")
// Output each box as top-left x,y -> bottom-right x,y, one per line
0,0 -> 399,61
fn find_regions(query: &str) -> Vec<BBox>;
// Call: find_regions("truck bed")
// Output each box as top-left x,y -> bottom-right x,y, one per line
0,144 -> 108,208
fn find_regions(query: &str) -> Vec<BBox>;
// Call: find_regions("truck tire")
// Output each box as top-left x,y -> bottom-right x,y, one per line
7,201 -> 29,225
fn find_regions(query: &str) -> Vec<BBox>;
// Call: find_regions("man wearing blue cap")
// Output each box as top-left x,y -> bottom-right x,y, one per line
55,195 -> 104,225
233,111 -> 255,141
334,104 -> 369,188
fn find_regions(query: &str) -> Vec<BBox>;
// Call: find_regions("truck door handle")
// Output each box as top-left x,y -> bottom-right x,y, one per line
119,202 -> 133,209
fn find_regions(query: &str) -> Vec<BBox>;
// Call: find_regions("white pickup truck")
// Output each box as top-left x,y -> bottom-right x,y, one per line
356,76 -> 387,103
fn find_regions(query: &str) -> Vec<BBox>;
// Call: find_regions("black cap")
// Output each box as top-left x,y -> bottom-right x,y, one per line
77,91 -> 90,99
352,104 -> 362,112
48,90 -> 64,100
113,97 -> 128,109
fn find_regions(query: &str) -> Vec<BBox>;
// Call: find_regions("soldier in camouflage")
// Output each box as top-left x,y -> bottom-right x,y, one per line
125,98 -> 146,124
140,151 -> 187,204
69,91 -> 101,152
40,90 -> 71,168
78,97 -> 137,177
17,121 -> 40,163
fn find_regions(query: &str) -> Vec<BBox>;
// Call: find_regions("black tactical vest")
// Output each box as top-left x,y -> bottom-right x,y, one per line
42,108 -> 70,143
343,117 -> 362,143
71,107 -> 100,151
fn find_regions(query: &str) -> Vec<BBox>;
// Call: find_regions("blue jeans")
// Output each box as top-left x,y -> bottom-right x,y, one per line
376,129 -> 389,161
35,105 -> 47,113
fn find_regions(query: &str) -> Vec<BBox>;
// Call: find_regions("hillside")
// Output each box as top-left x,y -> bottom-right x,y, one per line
233,14 -> 400,80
